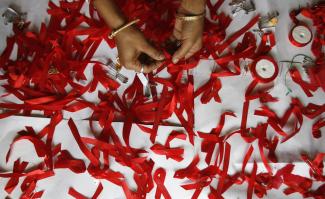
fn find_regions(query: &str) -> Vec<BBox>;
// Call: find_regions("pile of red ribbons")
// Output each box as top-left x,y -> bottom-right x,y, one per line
0,0 -> 324,198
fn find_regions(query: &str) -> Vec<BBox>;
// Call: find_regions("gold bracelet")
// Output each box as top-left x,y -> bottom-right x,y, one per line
176,12 -> 205,22
108,19 -> 140,39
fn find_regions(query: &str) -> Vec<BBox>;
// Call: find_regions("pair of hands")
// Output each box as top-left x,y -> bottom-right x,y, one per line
115,7 -> 205,73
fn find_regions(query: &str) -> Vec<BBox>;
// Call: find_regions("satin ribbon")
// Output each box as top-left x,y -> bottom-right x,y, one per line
247,161 -> 257,199
254,100 -> 303,143
242,145 -> 254,175
289,68 -> 319,97
206,0 -> 225,21
283,173 -> 312,196
69,183 -> 103,199
250,56 -> 279,83
165,131 -> 187,148
182,176 -> 212,199
214,143 -> 231,198
174,155 -> 200,180
198,112 -> 236,164
54,150 -> 86,174
312,118 -> 325,139
21,169 -> 54,199
194,77 -> 222,104
300,103 -> 325,119
154,168 -> 171,199
301,153 -> 325,181
90,63 -> 120,92
6,135 -> 47,163
288,24 -> 313,47
68,119 -> 100,167
256,124 -> 273,175
306,62 -> 325,92
4,159 -> 29,194
217,15 -> 260,54
150,144 -> 184,162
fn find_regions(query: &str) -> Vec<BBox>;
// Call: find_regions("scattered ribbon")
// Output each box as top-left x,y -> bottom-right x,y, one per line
153,168 -> 171,199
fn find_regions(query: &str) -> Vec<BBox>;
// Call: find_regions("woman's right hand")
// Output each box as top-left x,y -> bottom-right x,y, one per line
115,25 -> 165,73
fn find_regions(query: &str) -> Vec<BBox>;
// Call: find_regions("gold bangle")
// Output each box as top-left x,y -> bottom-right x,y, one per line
176,12 -> 205,22
108,19 -> 140,39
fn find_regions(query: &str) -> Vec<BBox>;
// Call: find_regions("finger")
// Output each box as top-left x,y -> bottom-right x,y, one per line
141,42 -> 165,61
172,28 -> 182,41
124,59 -> 142,72
146,60 -> 164,73
169,35 -> 177,42
184,51 -> 196,60
172,40 -> 193,64
184,44 -> 201,60
172,18 -> 183,40
118,49 -> 136,70
135,60 -> 164,73
124,59 -> 158,74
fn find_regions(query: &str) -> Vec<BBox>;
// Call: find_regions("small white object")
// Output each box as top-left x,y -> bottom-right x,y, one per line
292,25 -> 312,45
255,59 -> 276,79
137,73 -> 148,87
140,65 -> 144,73
137,73 -> 152,97
106,61 -> 128,83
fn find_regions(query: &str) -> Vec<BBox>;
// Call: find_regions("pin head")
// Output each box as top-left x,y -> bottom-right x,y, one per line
2,7 -> 26,28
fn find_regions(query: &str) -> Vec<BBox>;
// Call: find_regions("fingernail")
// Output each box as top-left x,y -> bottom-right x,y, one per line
158,54 -> 165,60
172,58 -> 179,64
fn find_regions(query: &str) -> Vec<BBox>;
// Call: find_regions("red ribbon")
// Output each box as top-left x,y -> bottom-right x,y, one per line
54,150 -> 86,174
301,153 -> 325,181
68,119 -> 100,167
217,15 -> 260,54
288,24 -> 313,47
312,118 -> 325,139
154,168 -> 171,199
165,131 -> 187,148
289,68 -> 318,97
6,135 -> 47,163
215,142 -> 231,198
306,62 -> 325,92
194,77 -> 222,104
198,112 -> 236,164
150,144 -> 184,162
283,173 -> 312,196
247,161 -> 257,199
4,159 -> 29,194
69,183 -> 103,199
250,56 -> 279,83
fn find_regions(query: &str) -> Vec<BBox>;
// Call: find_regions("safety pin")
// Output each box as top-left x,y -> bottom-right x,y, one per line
229,0 -> 255,15
106,60 -> 128,84
2,7 -> 26,28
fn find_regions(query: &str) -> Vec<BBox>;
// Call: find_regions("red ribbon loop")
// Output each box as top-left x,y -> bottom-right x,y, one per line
153,168 -> 171,199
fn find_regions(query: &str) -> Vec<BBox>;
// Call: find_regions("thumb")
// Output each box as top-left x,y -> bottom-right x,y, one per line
141,42 -> 165,61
